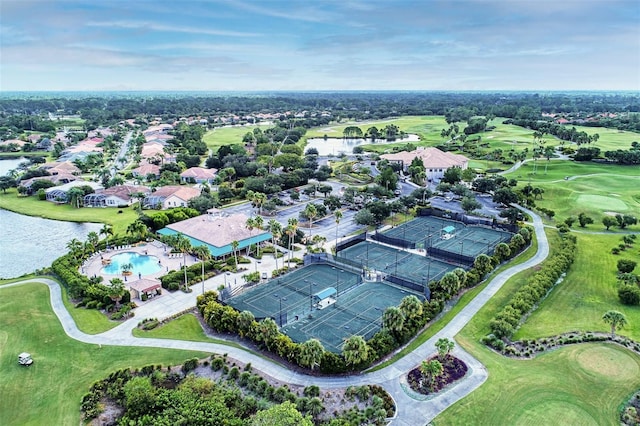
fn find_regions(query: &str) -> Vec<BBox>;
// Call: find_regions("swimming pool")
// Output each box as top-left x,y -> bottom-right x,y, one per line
101,252 -> 162,275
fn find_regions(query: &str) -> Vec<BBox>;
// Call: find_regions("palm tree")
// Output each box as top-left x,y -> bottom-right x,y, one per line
126,220 -> 147,241
173,234 -> 192,290
267,219 -> 282,270
86,231 -> 99,254
342,335 -> 369,367
245,217 -> 255,257
66,238 -> 83,263
253,215 -> 264,257
100,224 -> 113,250
231,240 -> 239,271
298,338 -> 324,371
107,278 -> 126,308
193,245 -> 211,295
253,192 -> 267,215
420,359 -> 444,388
303,203 -> 318,236
602,310 -> 627,338
399,295 -> 423,321
334,210 -> 343,253
435,337 -> 455,360
121,262 -> 133,280
307,397 -> 324,421
286,218 -> 298,263
237,310 -> 255,338
67,187 -> 85,209
382,306 -> 405,340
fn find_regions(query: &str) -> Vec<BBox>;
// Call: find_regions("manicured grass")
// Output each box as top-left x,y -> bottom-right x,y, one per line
0,282 -> 208,425
505,161 -> 640,226
305,116 -> 450,142
516,232 -> 640,341
556,124 -> 640,152
203,124 -> 272,151
432,230 -> 640,425
0,151 -> 50,159
60,281 -> 120,334
133,313 -> 214,342
0,188 -> 138,234
434,342 -> 640,426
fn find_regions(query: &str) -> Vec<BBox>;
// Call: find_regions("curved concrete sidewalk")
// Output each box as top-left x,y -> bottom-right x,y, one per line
2,206 -> 548,425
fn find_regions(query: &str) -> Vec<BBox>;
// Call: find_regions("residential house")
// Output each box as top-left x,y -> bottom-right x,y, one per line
83,185 -> 149,208
380,147 -> 469,182
180,167 -> 217,184
131,163 -> 161,180
143,185 -> 200,210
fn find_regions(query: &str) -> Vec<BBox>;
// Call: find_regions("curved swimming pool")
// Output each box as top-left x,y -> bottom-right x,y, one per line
101,252 -> 162,275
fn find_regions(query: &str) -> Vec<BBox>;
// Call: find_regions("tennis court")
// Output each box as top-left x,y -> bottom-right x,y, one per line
338,241 -> 457,284
282,281 -> 424,353
431,226 -> 513,258
377,216 -> 465,249
227,263 -> 362,326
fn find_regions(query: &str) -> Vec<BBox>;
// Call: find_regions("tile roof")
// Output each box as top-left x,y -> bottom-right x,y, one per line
380,147 -> 468,169
166,213 -> 269,248
128,278 -> 161,293
180,167 -> 217,180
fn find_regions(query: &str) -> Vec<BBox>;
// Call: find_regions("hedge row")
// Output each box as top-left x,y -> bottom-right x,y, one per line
487,233 -> 577,343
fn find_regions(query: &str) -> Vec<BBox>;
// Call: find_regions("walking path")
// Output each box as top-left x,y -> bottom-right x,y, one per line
3,206 -> 548,425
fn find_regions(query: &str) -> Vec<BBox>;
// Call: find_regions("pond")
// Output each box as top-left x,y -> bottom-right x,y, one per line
0,209 -> 103,279
0,157 -> 26,176
101,252 -> 162,276
305,135 -> 420,156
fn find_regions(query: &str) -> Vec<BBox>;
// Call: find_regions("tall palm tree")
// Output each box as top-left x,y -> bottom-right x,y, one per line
267,219 -> 282,270
126,220 -> 147,241
245,217 -> 255,256
66,238 -> 83,263
334,210 -> 342,253
253,215 -> 264,257
173,234 -> 192,290
193,245 -> 212,295
100,224 -> 113,250
107,278 -> 126,308
399,295 -> 423,320
303,203 -> 318,244
602,310 -> 627,337
86,231 -> 99,254
286,218 -> 298,263
420,359 -> 444,388
231,240 -> 239,271
435,337 -> 455,360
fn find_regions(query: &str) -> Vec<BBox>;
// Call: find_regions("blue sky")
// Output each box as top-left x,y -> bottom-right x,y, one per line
1,0 -> 639,91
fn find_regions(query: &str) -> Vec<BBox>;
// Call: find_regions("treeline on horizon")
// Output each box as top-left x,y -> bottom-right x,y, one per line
1,92 -> 639,133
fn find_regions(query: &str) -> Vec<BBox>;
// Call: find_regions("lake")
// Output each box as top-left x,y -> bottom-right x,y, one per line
0,157 -> 26,176
305,135 -> 420,156
0,209 -> 103,278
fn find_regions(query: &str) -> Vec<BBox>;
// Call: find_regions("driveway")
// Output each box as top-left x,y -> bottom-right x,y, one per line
3,206 -> 549,425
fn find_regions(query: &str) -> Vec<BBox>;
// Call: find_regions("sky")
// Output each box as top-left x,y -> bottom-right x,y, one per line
1,0 -> 639,92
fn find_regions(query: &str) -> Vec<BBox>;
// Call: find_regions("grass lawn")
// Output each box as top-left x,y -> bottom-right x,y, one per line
305,116 -> 450,142
0,188 -> 138,234
556,124 -> 640,152
516,232 -> 640,341
60,281 -> 120,334
505,161 -> 640,226
133,313 -> 217,343
0,151 -> 50,159
0,282 -> 208,425
203,124 -> 272,152
433,231 -> 640,425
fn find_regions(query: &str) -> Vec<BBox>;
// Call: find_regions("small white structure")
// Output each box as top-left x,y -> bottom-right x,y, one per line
314,287 -> 337,310
18,352 -> 33,366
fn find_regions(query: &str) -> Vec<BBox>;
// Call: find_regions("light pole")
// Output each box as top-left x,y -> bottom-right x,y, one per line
459,241 -> 464,256
274,294 -> 287,327
306,279 -> 313,312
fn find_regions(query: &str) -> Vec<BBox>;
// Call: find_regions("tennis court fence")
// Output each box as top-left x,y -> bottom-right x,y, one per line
384,273 -> 431,300
371,232 -> 414,249
418,206 -> 518,233
426,247 -> 475,267
335,231 -> 367,253
305,253 -> 364,282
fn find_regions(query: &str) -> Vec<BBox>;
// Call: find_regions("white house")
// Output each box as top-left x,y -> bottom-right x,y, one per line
380,147 -> 469,182
180,167 -> 217,184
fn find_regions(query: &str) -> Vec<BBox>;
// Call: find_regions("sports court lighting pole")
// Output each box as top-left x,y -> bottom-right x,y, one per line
395,250 -> 400,275
306,279 -> 313,312
274,294 -> 287,327
459,241 -> 464,256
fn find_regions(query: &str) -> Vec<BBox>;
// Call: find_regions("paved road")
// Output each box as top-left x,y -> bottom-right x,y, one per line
3,206 -> 548,425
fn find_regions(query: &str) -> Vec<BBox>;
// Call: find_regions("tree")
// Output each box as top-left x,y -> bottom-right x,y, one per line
617,214 -> 638,229
286,218 -> 298,263
435,337 -> 455,359
237,310 -> 255,337
86,231 -> 99,253
617,259 -> 637,274
66,238 -> 83,262
100,224 -> 113,250
231,240 -> 239,270
298,338 -> 324,370
564,216 -> 576,228
493,188 -> 518,206
578,212 -> 593,228
67,187 -> 85,208
499,207 -> 521,224
439,272 -> 461,299
618,284 -> 640,305
0,176 -> 17,193
126,220 -> 148,240
375,166 -> 399,193
473,254 -> 493,277
461,196 -> 481,214
123,376 -> 157,419
382,306 -> 405,339
602,216 -> 617,230
250,401 -> 313,426
442,166 -> 462,184
334,210 -> 343,252
193,245 -> 212,295
602,310 -> 627,337
493,242 -> 511,261
307,397 -> 324,421
399,295 -> 423,320
245,217 -> 255,256
107,278 -> 126,307
420,359 -> 444,387
342,335 -> 369,366
303,203 -> 318,237
172,234 -> 192,290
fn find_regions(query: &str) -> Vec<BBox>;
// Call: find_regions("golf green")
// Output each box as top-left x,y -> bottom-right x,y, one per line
576,194 -> 628,212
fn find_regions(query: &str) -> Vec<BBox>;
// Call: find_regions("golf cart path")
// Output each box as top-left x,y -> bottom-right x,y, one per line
3,205 -> 548,425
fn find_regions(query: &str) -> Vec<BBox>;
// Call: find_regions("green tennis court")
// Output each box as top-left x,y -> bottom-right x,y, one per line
382,216 -> 462,247
282,281 -> 423,352
431,226 -> 513,257
227,263 -> 362,325
338,241 -> 457,284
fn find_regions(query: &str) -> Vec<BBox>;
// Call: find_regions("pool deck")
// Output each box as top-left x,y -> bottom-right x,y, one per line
82,241 -> 189,285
